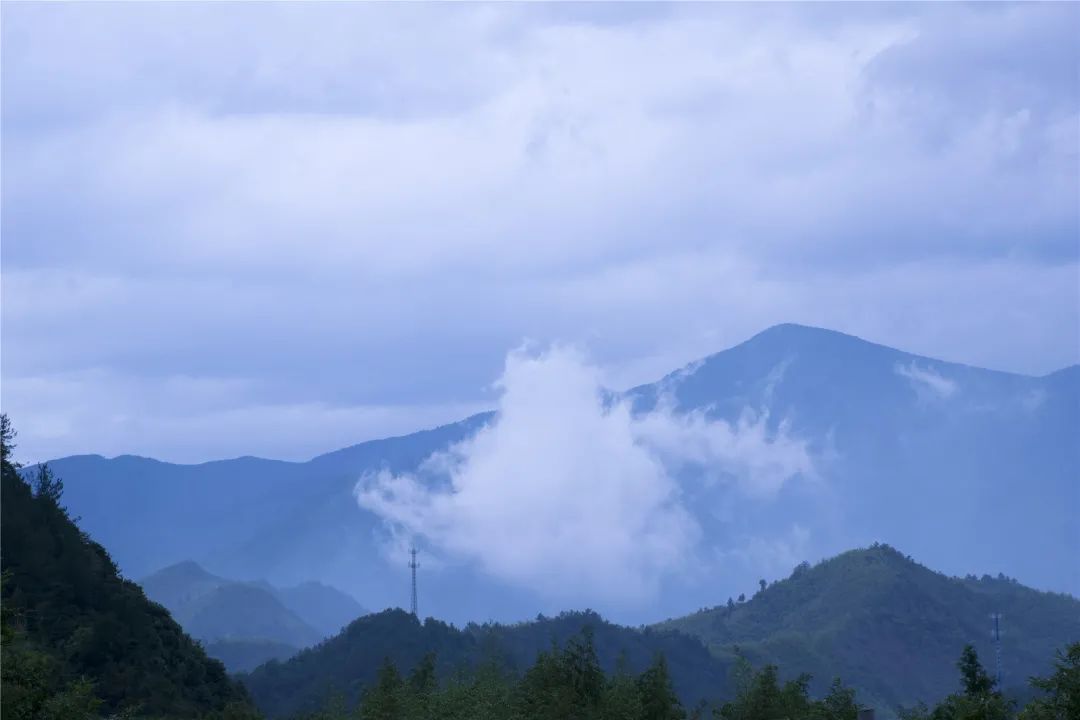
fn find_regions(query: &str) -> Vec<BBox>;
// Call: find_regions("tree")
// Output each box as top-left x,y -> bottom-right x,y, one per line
816,678 -> 859,720
359,658 -> 405,720
1020,642 -> 1080,720
758,579 -> 767,595
1,415 -> 251,718
601,653 -> 644,720
905,646 -> 1012,720
727,598 -> 735,611
0,414 -> 19,473
737,593 -> 746,603
958,644 -> 995,695
637,654 -> 685,720
407,651 -> 438,719
31,463 -> 64,508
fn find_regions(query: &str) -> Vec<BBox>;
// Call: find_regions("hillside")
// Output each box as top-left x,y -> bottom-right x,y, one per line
242,608 -> 730,718
204,639 -> 301,674
272,581 -> 367,638
0,416 -> 255,718
656,544 -> 1080,713
33,324 -> 1080,624
141,561 -> 364,670
141,562 -> 320,649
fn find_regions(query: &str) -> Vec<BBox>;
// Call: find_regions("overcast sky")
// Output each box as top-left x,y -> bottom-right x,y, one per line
2,2 -> 1077,464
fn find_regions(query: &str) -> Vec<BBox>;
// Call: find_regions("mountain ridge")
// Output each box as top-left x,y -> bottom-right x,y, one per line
30,323 -> 1080,623
38,324 -> 1076,468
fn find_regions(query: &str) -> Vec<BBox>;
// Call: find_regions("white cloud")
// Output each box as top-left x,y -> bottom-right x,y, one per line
0,368 -> 485,464
715,524 -> 813,582
895,362 -> 958,400
356,345 -> 814,605
2,2 -> 1076,462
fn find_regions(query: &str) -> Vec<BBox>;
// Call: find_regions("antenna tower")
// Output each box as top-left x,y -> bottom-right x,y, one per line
409,544 -> 419,618
991,613 -> 1003,689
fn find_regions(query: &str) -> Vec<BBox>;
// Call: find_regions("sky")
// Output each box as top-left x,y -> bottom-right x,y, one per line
2,2 -> 1078,465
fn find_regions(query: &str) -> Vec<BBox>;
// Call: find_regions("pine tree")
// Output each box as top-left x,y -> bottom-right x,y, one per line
601,652 -> 645,720
638,653 -> 685,720
1019,642 -> 1080,720
358,658 -> 405,720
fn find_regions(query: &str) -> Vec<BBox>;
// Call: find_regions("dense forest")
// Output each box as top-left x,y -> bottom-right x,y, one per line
658,545 -> 1080,710
0,415 -> 257,719
241,608 -> 730,716
265,634 -> 1079,720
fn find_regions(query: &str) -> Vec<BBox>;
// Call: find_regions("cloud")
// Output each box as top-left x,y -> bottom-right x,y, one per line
895,362 -> 958,400
356,345 -> 813,605
2,2 -> 1076,461
0,367 -> 485,464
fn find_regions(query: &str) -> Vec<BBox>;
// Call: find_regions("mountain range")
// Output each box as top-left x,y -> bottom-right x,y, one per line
241,544 -> 1080,718
31,324 -> 1080,625
139,561 -> 365,672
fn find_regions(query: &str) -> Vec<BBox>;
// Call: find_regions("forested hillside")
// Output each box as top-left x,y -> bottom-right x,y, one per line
656,544 -> 1080,712
0,416 -> 256,719
244,607 -> 1079,720
242,609 -> 731,717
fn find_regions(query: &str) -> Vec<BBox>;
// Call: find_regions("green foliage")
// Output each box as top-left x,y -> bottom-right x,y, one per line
898,645 -> 1014,720
713,660 -> 860,720
658,544 -> 1080,711
637,654 -> 685,720
280,629 -> 688,720
958,645 -> 996,696
0,414 -> 255,718
1019,642 -> 1080,720
243,608 -> 728,717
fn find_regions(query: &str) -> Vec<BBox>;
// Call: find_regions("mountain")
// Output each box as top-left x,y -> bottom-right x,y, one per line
204,639 -> 300,674
140,561 -> 365,670
241,608 -> 730,718
0,417 -> 255,718
30,324 -> 1080,624
655,543 -> 1080,713
243,546 -> 1079,719
627,324 -> 1079,605
271,581 -> 367,638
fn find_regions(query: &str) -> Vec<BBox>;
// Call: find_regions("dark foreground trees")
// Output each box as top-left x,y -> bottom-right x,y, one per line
899,643 -> 1080,720
0,414 -> 257,720
292,630 -> 871,720
293,629 -> 688,720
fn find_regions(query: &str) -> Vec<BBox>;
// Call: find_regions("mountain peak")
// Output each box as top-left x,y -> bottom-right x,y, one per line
146,560 -> 221,584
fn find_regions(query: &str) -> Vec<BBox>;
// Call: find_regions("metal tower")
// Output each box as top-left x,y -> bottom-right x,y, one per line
991,613 -> 1003,688
409,545 -> 419,618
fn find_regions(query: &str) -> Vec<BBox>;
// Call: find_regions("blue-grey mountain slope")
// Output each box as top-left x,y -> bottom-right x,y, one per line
35,324 -> 1079,625
140,561 -> 319,651
139,561 -> 366,670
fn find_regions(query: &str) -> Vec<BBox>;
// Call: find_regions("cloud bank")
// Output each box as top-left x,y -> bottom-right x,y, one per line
2,2 -> 1076,462
356,345 -> 813,603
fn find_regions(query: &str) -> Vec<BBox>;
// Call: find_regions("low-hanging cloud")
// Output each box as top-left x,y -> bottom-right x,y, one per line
355,345 -> 814,604
895,361 -> 958,400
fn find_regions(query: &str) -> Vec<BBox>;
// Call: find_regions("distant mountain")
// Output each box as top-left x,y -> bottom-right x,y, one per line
272,580 -> 366,638
33,324 -> 1079,623
656,543 -> 1080,713
241,608 -> 729,718
140,561 -> 365,670
0,419 -> 254,717
204,639 -> 300,674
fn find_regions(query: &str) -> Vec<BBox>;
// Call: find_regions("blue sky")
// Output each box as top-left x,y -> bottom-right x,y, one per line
2,2 -> 1077,463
